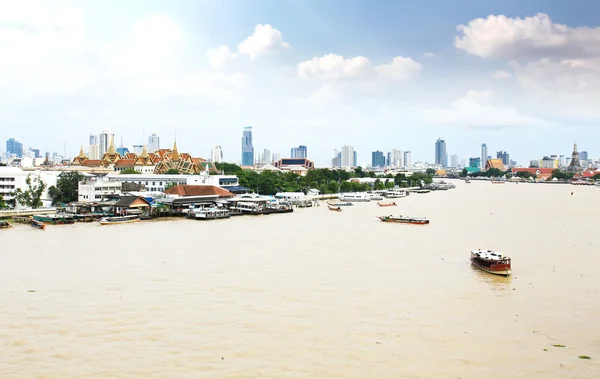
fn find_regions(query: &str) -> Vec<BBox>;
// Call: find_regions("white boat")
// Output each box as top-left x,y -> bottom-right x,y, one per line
470,249 -> 511,276
385,189 -> 408,198
194,207 -> 230,220
368,192 -> 385,201
98,215 -> 140,225
339,193 -> 371,202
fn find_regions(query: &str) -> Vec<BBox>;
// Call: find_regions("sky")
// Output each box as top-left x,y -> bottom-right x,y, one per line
1,0 -> 599,166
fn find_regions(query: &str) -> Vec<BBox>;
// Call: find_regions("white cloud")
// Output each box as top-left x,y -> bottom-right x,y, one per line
237,24 -> 290,59
455,13 -> 600,60
423,52 -> 436,58
491,70 -> 511,79
298,54 -> 421,81
423,90 -> 541,128
206,45 -> 237,70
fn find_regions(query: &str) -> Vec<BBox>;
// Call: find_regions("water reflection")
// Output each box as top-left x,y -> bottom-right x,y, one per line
470,264 -> 512,290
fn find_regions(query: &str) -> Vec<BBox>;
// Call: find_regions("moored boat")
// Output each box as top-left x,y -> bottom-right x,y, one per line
377,215 -> 429,224
31,219 -> 46,230
470,249 -> 511,276
98,215 -> 140,225
464,179 -> 471,183
327,201 -> 353,207
377,201 -> 397,207
194,208 -> 231,220
0,220 -> 12,229
328,205 -> 342,212
33,214 -> 75,225
13,216 -> 32,224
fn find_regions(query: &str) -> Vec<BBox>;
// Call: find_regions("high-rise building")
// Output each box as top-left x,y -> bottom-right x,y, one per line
272,153 -> 281,163
332,150 -> 342,167
353,151 -> 358,167
241,126 -> 254,166
259,149 -> 271,165
98,129 -> 114,157
6,138 -> 23,157
88,134 -> 99,159
132,145 -> 144,155
435,138 -> 447,167
390,149 -> 404,167
558,155 -> 566,167
481,143 -> 487,169
291,145 -> 307,159
211,145 -> 223,163
450,154 -> 459,168
31,149 -> 40,158
404,151 -> 412,168
496,151 -> 510,166
372,151 -> 385,168
148,133 -> 160,153
340,145 -> 354,167
580,150 -> 588,161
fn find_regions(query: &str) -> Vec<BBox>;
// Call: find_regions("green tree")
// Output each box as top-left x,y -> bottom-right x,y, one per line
120,168 -> 142,174
0,194 -> 6,209
515,171 -> 535,179
214,162 -> 243,175
551,169 -> 574,180
327,181 -> 339,194
164,182 -> 178,190
385,181 -> 395,189
459,168 -> 467,177
13,175 -> 47,208
486,168 -> 504,178
165,168 -> 180,175
594,173 -> 600,181
48,172 -> 85,205
426,168 -> 436,175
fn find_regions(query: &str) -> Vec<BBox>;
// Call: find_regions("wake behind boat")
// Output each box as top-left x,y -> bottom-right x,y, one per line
98,215 -> 140,225
378,215 -> 429,225
470,249 -> 511,276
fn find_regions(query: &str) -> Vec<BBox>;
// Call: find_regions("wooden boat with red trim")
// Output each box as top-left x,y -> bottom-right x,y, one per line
31,219 -> 46,230
328,205 -> 342,212
377,215 -> 429,225
377,201 -> 397,207
470,249 -> 511,276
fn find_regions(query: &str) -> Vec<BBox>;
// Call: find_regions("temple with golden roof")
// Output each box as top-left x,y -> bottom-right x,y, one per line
72,136 -> 216,174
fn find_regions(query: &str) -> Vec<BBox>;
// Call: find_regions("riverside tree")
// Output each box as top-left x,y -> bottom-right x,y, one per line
13,175 -> 47,209
48,172 -> 85,205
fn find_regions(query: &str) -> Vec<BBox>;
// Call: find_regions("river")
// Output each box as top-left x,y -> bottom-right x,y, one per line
1,180 -> 599,378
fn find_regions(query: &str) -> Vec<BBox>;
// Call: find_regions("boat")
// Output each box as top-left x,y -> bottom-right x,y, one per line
377,201 -> 397,207
327,201 -> 353,207
31,219 -> 46,230
339,193 -> 371,202
470,249 -> 511,276
385,189 -> 408,198
377,215 -> 429,225
13,216 -> 32,224
33,214 -> 75,225
0,220 -> 12,229
328,205 -> 342,212
464,179 -> 471,183
368,193 -> 385,201
98,215 -> 141,225
411,189 -> 431,194
194,208 -> 231,220
491,180 -> 506,184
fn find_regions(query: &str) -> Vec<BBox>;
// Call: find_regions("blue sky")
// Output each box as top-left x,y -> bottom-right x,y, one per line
0,0 -> 599,165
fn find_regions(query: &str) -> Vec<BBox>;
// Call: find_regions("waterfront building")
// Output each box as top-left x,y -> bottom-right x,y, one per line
78,177 -> 123,202
106,170 -> 241,193
89,134 -> 99,159
485,158 -> 505,171
511,168 -> 554,180
6,138 -> 23,158
435,138 -> 447,167
147,133 -> 160,153
481,143 -> 487,169
0,167 -> 59,208
372,150 -> 385,168
273,158 -> 315,176
211,145 -> 223,163
161,185 -> 235,210
291,145 -> 307,159
241,126 -> 254,167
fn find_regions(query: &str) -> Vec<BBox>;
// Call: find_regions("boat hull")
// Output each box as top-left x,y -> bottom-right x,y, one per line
99,218 -> 140,225
328,206 -> 342,212
379,219 -> 429,224
377,202 -> 396,207
471,259 -> 511,276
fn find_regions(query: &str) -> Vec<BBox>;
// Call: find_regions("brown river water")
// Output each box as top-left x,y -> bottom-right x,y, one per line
1,180 -> 599,378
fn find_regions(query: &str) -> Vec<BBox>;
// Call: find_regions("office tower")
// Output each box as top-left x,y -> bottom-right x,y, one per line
435,138 -> 447,167
404,151 -> 412,168
332,150 -> 341,167
98,129 -> 114,156
88,134 -> 99,159
147,133 -> 160,153
386,152 -> 391,166
31,149 -> 40,158
481,143 -> 487,169
558,155 -> 566,167
261,149 -> 271,165
580,151 -> 588,161
272,153 -> 280,163
390,149 -> 404,167
353,151 -> 357,167
496,151 -> 510,166
132,145 -> 144,155
340,145 -> 354,167
6,138 -> 23,157
241,126 -> 254,166
450,154 -> 459,168
211,145 -> 223,163
291,145 -> 308,159
372,151 -> 385,168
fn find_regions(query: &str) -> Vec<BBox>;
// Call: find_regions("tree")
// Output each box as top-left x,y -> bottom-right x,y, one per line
459,168 -> 467,177
426,168 -> 436,175
13,175 -> 47,209
48,172 -> 85,205
120,168 -> 142,174
0,194 -> 6,209
515,171 -> 535,179
165,168 -> 180,175
551,169 -> 574,180
327,181 -> 339,194
164,182 -> 178,190
594,173 -> 600,181
486,168 -> 504,178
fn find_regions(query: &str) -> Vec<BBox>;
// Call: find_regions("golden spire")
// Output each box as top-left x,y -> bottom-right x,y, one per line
108,135 -> 116,155
140,144 -> 148,158
78,145 -> 86,159
171,140 -> 180,161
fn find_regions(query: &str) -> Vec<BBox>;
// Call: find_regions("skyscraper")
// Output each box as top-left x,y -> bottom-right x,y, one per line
390,149 -> 404,167
403,151 -> 412,168
481,143 -> 487,169
99,129 -> 114,157
89,134 -> 99,159
241,126 -> 254,166
496,151 -> 510,166
291,145 -> 307,159
372,151 -> 385,168
6,138 -> 23,157
211,145 -> 223,163
148,133 -> 160,153
340,145 -> 354,167
450,154 -> 459,168
435,138 -> 447,167
260,149 -> 272,165
353,151 -> 357,167
580,150 -> 588,161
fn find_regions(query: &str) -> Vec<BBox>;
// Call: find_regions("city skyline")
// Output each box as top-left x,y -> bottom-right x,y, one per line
1,1 -> 599,164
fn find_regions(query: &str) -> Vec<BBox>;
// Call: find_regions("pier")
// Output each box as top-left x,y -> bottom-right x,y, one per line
0,208 -> 57,219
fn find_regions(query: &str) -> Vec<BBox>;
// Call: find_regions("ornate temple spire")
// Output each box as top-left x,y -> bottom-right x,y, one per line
171,140 -> 180,161
568,142 -> 581,171
108,135 -> 117,155
78,145 -> 86,159
140,144 -> 148,158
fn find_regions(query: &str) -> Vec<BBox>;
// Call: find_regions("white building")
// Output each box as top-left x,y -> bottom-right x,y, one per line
0,167 -> 59,209
450,154 -> 459,168
89,134 -> 100,159
211,145 -> 223,163
390,149 -> 404,167
99,129 -> 114,156
403,151 -> 412,168
78,177 -> 123,202
106,171 -> 240,193
341,145 -> 355,167
148,133 -> 160,153
132,145 -> 144,155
